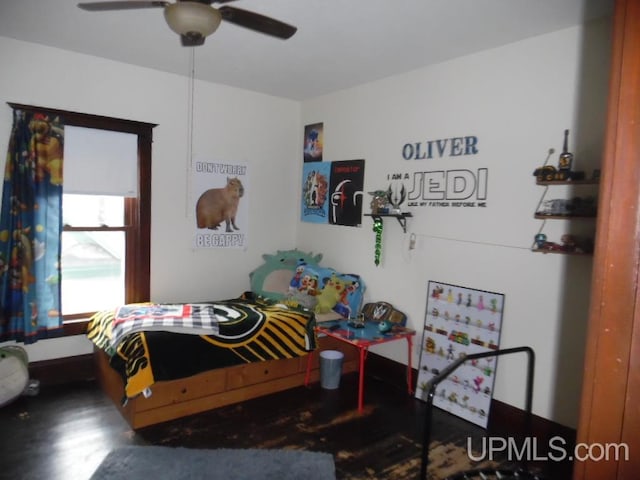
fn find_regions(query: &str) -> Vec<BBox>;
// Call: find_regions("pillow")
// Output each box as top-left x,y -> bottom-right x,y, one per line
286,263 -> 331,310
332,272 -> 365,319
287,264 -> 365,319
314,272 -> 345,314
249,249 -> 323,301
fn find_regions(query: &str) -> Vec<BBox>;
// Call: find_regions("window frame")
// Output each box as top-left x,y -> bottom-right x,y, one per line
8,103 -> 154,336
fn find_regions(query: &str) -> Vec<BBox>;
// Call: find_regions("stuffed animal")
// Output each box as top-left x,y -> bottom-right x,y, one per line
249,249 -> 323,301
314,273 -> 347,314
0,346 -> 29,407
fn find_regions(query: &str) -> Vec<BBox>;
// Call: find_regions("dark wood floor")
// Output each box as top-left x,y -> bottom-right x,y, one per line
0,372 -> 568,479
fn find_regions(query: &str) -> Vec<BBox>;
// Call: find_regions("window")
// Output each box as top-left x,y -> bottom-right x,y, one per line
62,195 -> 126,315
9,104 -> 155,335
61,125 -> 137,318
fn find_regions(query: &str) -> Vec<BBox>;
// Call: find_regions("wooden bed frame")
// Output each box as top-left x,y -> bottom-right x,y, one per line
95,335 -> 359,429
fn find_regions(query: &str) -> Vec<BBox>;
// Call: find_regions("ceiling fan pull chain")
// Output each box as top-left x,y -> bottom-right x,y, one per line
187,46 -> 195,163
185,46 -> 196,218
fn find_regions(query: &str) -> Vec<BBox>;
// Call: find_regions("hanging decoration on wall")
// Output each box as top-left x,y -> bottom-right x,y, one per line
301,159 -> 365,227
329,159 -> 365,226
192,159 -> 249,249
415,281 -> 504,428
373,217 -> 383,266
389,134 -> 490,209
301,161 -> 330,223
303,123 -> 323,162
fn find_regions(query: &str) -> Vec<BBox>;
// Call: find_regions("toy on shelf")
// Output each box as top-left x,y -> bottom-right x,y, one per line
535,196 -> 598,217
368,184 -> 408,215
532,233 -> 594,254
531,131 -> 600,256
532,130 -> 586,182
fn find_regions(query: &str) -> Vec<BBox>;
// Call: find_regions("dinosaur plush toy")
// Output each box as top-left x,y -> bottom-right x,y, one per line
249,249 -> 323,301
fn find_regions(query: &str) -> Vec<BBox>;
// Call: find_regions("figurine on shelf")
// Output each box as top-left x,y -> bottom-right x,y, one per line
532,129 -> 587,182
558,129 -> 574,173
386,183 -> 406,214
369,183 -> 408,215
537,240 -> 563,252
533,165 -> 560,182
553,129 -> 585,180
560,234 -> 578,252
369,190 -> 388,214
538,198 -> 571,216
561,234 -> 594,254
534,233 -> 547,249
533,233 -> 594,254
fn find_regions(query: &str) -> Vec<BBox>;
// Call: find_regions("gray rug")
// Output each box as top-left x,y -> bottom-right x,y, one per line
90,445 -> 336,480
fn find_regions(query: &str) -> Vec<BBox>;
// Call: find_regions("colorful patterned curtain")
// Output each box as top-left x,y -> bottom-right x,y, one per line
0,109 -> 64,344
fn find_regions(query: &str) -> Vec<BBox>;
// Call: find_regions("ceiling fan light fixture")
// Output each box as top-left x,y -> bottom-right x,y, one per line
164,2 -> 222,39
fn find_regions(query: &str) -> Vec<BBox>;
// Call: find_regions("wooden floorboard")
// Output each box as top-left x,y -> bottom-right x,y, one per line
0,373 -> 570,479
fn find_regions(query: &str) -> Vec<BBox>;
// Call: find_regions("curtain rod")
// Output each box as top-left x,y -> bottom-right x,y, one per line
6,102 -> 158,131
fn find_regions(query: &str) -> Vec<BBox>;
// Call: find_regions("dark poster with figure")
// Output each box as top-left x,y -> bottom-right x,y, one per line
329,159 -> 365,227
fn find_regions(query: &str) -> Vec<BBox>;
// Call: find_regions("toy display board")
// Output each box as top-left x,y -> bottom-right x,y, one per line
415,281 -> 504,428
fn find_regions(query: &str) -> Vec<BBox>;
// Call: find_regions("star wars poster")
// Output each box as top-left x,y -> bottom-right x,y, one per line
303,123 -> 323,162
192,159 -> 249,249
415,281 -> 504,428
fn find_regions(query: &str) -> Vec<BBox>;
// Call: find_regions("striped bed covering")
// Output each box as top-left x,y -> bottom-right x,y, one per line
87,294 -> 317,400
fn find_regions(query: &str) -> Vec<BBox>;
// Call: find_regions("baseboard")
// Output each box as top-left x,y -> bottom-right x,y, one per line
28,354 -> 95,387
487,398 -> 576,442
365,352 -> 576,444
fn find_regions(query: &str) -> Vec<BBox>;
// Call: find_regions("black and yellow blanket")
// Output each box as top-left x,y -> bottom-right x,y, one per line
87,295 -> 317,399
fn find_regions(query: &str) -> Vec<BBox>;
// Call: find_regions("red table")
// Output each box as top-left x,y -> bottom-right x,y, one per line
305,320 -> 416,412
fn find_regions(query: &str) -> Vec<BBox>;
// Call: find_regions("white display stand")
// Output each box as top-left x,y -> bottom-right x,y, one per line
415,281 -> 504,428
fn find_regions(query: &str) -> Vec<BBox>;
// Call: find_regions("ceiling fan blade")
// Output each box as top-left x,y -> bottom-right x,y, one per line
77,1 -> 168,11
218,6 -> 296,39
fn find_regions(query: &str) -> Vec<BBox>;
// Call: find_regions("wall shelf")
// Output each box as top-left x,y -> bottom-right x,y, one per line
531,248 -> 592,256
533,172 -> 599,255
536,179 -> 599,186
364,212 -> 412,233
534,213 -> 596,220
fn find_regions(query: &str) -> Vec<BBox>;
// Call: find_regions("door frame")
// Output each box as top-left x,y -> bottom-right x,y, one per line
575,0 -> 640,478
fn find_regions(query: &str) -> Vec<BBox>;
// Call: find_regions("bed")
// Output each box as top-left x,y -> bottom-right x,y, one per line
88,250 -> 364,429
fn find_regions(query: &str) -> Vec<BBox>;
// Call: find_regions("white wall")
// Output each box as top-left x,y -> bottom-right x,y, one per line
298,18 -> 611,428
0,37 -> 300,361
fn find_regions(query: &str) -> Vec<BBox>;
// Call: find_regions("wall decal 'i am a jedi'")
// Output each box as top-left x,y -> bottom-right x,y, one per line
389,135 -> 488,209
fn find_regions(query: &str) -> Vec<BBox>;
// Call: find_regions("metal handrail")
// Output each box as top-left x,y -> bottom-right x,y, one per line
419,346 -> 535,480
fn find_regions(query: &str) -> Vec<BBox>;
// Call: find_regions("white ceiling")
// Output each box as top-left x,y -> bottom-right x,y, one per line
0,0 -> 614,100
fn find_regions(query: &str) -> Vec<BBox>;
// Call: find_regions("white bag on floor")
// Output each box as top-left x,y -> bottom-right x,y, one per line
0,346 -> 29,407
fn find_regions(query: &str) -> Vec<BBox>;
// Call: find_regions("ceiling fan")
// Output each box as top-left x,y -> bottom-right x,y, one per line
77,0 -> 297,46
